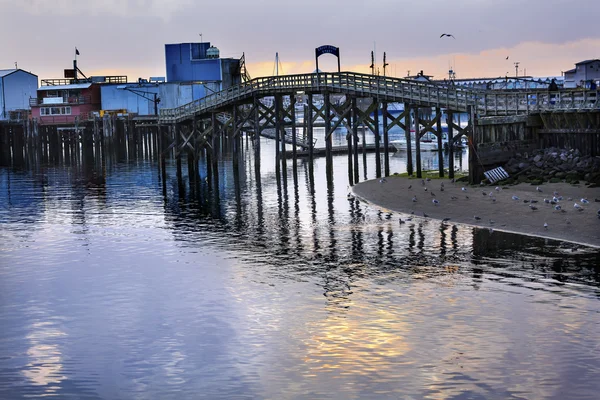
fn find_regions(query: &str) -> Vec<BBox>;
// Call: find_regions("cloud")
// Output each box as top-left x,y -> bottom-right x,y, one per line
13,0 -> 193,19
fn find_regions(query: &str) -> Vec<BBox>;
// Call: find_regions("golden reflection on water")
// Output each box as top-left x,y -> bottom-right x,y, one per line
22,321 -> 66,391
303,306 -> 411,375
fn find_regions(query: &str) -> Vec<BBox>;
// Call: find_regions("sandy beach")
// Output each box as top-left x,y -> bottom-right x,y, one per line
352,176 -> 600,248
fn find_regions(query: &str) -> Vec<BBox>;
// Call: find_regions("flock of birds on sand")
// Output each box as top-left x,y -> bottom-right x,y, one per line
376,177 -> 600,232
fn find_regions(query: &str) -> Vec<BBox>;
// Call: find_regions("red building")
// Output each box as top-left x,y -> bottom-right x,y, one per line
30,76 -> 126,125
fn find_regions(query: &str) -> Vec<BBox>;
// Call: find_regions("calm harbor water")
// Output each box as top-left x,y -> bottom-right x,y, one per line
1,129 -> 600,399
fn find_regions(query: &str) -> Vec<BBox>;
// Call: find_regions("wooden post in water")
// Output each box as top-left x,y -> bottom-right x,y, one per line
467,105 -> 479,184
307,94 -> 314,160
352,98 -> 360,184
447,111 -> 455,179
382,102 -> 390,177
346,102 -> 354,185
274,94 -> 281,168
436,107 -> 444,177
405,104 -> 413,176
324,93 -> 332,165
290,95 -> 297,166
373,98 -> 381,178
414,107 -> 422,179
211,113 -> 220,190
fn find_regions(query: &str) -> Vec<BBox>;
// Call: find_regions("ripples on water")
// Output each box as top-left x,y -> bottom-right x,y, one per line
1,135 -> 599,399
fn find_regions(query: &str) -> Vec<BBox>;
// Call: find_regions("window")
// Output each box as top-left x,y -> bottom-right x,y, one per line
191,43 -> 205,60
40,106 -> 72,116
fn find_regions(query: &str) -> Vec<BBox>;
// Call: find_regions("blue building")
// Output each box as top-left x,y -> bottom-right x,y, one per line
100,81 -> 213,116
0,69 -> 38,120
165,42 -> 241,89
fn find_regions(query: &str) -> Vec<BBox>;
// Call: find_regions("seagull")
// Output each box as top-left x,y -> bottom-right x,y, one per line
440,187 -> 444,192
474,216 -> 481,221
544,222 -> 548,230
440,33 -> 455,39
482,191 -> 488,196
553,196 -> 560,203
451,178 -> 455,183
441,182 -> 444,188
451,196 -> 458,200
554,205 -> 562,211
554,191 -> 559,196
379,178 -> 387,183
531,200 -> 538,203
426,178 -> 431,182
424,187 -> 428,191
421,179 -> 425,186
442,217 -> 451,222
523,199 -> 530,203
529,205 -> 538,211
506,56 -> 509,60
512,195 -> 519,201
432,199 -> 439,205
495,186 -> 501,192
423,212 -> 429,218
465,195 -> 470,199
492,198 -> 496,202
489,219 -> 495,224
581,198 -> 590,204
544,198 -> 551,204
536,186 -> 542,192
399,218 -> 406,224
412,196 -> 417,202
430,191 -> 436,197
461,187 -> 467,192
408,185 -> 412,189
574,203 -> 584,211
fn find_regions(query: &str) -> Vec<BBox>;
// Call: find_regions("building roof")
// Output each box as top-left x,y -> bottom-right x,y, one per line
0,68 -> 38,78
0,69 -> 17,77
564,68 -> 576,74
575,59 -> 600,65
37,83 -> 92,91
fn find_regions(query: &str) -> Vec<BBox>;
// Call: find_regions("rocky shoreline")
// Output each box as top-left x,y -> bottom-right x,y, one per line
502,147 -> 600,186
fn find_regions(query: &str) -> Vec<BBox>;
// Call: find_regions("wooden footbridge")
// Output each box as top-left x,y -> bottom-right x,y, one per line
156,71 -> 599,184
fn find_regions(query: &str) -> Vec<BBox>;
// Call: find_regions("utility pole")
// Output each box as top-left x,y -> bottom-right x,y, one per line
514,62 -> 520,77
370,51 -> 374,75
383,52 -> 389,77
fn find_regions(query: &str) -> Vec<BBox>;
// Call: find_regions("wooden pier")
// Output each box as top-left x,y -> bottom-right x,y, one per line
1,71 -> 599,188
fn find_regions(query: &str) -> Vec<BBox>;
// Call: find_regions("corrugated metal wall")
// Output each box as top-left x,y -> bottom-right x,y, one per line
100,83 -> 208,116
0,71 -> 38,120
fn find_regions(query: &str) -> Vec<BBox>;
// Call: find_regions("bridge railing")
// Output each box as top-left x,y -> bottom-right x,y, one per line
159,72 -> 599,123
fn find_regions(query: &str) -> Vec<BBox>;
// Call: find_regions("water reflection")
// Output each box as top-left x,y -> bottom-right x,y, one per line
1,134 -> 600,399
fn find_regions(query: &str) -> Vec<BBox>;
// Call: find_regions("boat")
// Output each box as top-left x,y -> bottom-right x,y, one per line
390,131 -> 438,152
390,128 -> 468,152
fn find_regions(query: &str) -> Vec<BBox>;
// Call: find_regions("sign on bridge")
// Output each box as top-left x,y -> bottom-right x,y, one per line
315,45 -> 341,73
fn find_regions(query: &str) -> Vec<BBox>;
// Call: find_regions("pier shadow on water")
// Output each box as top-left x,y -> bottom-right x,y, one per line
1,134 -> 600,399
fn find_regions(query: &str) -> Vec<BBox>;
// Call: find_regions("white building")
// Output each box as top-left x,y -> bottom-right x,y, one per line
0,69 -> 38,120
563,59 -> 600,88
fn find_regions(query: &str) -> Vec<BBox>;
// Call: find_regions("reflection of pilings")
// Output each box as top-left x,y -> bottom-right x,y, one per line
436,107 -> 444,178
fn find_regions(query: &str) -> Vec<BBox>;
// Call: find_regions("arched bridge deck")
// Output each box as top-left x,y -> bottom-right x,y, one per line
159,72 -> 599,124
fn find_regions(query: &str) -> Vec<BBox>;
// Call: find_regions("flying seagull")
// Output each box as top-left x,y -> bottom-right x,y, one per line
506,56 -> 509,60
440,33 -> 455,39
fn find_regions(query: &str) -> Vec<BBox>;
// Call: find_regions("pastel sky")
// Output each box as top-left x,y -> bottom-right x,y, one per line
2,0 -> 599,82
